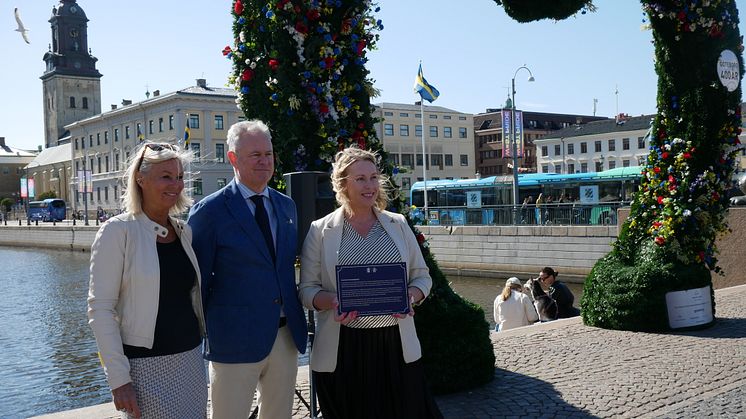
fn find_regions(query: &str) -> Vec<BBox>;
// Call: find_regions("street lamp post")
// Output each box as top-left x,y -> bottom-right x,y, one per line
510,65 -> 535,223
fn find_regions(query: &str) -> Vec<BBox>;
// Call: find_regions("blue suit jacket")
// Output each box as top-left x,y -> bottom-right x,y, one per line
188,179 -> 308,363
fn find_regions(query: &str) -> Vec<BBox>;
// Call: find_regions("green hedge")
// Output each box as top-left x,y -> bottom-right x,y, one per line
411,222 -> 495,394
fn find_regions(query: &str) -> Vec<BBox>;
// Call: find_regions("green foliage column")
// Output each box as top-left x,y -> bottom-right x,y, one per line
494,0 -> 742,332
227,0 -> 495,393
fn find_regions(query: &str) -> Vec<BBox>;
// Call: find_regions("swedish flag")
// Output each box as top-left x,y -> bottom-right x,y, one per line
413,63 -> 439,103
137,124 -> 144,142
184,115 -> 191,147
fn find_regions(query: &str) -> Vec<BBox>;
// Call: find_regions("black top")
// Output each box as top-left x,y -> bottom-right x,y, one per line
124,240 -> 201,358
549,280 -> 580,319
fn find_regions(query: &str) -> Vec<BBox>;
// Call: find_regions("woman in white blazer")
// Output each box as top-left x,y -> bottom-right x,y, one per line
88,142 -> 207,418
299,147 -> 443,419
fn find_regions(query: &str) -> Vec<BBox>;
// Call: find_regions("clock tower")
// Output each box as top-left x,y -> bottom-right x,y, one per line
41,0 -> 102,148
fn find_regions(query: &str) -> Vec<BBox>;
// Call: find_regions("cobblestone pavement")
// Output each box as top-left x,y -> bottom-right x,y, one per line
35,285 -> 746,419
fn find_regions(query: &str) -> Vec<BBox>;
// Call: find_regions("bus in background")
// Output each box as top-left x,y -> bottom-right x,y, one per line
27,199 -> 66,222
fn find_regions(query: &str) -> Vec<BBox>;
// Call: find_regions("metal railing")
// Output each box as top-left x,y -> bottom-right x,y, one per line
414,202 -> 627,226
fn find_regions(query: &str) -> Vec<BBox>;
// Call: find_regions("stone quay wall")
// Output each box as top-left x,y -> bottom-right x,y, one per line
0,222 -> 98,252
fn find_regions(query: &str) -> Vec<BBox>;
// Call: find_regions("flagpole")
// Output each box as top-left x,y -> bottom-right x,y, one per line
420,99 -> 428,218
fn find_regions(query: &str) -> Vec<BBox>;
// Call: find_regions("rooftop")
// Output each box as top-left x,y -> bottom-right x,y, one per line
540,114 -> 655,140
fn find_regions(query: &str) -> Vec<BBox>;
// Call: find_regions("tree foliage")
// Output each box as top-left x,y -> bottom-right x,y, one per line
495,0 -> 743,331
38,191 -> 57,200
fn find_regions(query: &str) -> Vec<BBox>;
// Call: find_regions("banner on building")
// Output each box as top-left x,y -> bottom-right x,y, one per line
20,177 -> 27,198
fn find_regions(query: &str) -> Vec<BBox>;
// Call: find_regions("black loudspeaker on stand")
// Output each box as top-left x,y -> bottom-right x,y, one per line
284,171 -> 336,419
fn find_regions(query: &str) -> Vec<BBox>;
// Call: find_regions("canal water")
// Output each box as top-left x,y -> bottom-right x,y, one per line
0,246 -> 583,418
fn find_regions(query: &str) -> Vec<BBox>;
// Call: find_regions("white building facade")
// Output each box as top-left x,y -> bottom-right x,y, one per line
372,102 -> 475,202
67,79 -> 240,215
534,114 -> 654,174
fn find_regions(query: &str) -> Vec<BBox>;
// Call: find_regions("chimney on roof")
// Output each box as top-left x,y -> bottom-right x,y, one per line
414,100 -> 422,106
111,104 -> 117,110
575,116 -> 583,125
153,90 -> 160,97
122,99 -> 132,106
196,79 -> 207,88
0,137 -> 5,147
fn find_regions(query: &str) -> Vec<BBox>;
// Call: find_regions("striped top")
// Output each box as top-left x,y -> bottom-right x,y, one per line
338,219 -> 402,329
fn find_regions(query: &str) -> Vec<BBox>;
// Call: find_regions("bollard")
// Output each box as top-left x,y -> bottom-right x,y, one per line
53,220 -> 56,226
27,219 -> 30,226
73,219 -> 76,226
18,219 -> 22,226
35,220 -> 38,226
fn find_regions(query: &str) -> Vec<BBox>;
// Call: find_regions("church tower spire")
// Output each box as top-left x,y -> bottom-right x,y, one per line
41,0 -> 102,148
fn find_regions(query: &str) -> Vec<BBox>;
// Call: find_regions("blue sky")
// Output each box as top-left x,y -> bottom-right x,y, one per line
2,0 -> 744,151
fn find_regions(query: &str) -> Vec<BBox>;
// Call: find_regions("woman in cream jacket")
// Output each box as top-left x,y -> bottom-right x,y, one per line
299,147 -> 442,419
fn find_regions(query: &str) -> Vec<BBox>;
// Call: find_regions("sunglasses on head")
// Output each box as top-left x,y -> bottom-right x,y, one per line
144,143 -> 178,152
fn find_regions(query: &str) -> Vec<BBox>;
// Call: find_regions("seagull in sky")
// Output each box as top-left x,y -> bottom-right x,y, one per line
14,8 -> 30,44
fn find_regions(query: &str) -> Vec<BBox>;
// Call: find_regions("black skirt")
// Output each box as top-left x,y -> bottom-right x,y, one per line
313,325 -> 443,419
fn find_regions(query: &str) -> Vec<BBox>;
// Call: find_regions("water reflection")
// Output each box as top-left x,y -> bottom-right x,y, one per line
0,247 -> 109,419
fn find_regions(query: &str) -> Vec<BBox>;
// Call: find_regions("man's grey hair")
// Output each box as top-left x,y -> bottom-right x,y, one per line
226,120 -> 272,152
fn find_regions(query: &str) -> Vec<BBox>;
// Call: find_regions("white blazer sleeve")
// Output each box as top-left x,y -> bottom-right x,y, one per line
299,220 -> 324,310
399,215 -> 432,298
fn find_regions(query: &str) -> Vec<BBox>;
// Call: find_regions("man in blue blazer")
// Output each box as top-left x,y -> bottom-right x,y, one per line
188,120 -> 308,419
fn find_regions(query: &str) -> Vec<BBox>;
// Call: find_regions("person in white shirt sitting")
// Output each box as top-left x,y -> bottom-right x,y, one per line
493,277 -> 539,331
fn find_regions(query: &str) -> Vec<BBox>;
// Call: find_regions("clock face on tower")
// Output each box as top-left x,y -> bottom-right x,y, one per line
70,5 -> 78,14
70,28 -> 79,38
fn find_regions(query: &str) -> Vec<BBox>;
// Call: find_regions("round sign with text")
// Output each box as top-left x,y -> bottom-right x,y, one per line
717,49 -> 740,92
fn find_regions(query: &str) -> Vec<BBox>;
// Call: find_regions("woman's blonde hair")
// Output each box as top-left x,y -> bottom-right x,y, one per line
501,284 -> 521,301
121,141 -> 194,215
331,147 -> 390,215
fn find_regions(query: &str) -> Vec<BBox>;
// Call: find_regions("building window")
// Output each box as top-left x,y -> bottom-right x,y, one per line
443,115 -> 452,120
416,154 -> 425,166
169,115 -> 174,130
459,116 -> 467,120
115,153 -> 120,170
82,97 -> 89,109
384,111 -> 393,116
399,112 -> 409,117
97,157 -> 102,173
608,139 -> 616,151
189,114 -> 200,129
105,156 -> 110,172
568,163 -> 575,173
608,160 -> 616,169
415,125 -> 423,137
429,115 -> 437,119
401,154 -> 414,168
390,154 -> 400,166
104,131 -> 109,144
97,187 -> 101,201
623,138 -> 630,150
96,133 -> 100,146
215,115 -> 224,130
70,97 -> 76,108
554,164 -> 561,173
595,161 -> 603,172
114,185 -> 118,200
554,144 -> 561,155
217,178 -> 227,189
158,118 -> 164,132
191,143 -> 201,160
445,154 -> 453,166
400,125 -> 409,136
542,165 -> 549,173
595,140 -> 602,152
114,128 -> 119,142
638,136 -> 646,149
429,126 -> 438,138
149,120 -> 154,134
580,142 -> 587,153
384,124 -> 394,136
193,179 -> 203,196
104,186 -> 109,201
581,162 -> 588,173
460,154 -> 468,166
444,127 -> 452,138
459,127 -> 467,138
623,159 -> 630,167
401,177 -> 411,190
567,143 -> 574,154
136,123 -> 142,139
216,143 -> 225,163
541,146 -> 548,157
431,154 -> 443,169
75,139 -> 79,150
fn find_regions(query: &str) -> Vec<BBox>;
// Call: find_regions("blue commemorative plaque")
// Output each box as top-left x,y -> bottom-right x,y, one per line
335,262 -> 409,316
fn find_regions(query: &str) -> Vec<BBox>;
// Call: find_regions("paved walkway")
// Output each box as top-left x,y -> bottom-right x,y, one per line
35,284 -> 746,419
